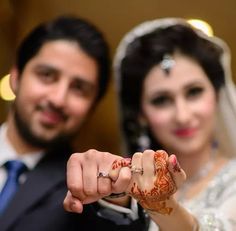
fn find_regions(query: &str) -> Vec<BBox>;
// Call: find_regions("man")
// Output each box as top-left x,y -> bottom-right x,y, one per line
0,15 -> 146,231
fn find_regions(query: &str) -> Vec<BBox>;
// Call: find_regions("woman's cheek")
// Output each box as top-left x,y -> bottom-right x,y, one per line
146,111 -> 173,138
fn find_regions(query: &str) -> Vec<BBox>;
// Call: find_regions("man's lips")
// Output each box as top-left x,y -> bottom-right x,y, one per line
39,110 -> 65,125
173,128 -> 197,137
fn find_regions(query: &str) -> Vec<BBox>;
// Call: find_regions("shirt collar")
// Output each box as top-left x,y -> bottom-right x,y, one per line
0,123 -> 44,170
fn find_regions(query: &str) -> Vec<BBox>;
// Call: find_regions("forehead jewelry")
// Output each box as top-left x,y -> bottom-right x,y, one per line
160,54 -> 175,75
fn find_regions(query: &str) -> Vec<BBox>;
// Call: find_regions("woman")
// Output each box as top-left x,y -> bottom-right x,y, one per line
113,18 -> 236,230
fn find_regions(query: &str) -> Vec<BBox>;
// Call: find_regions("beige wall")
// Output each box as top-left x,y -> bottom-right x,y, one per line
0,0 -> 236,154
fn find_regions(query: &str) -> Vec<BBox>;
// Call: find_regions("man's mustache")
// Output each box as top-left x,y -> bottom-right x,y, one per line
36,102 -> 68,121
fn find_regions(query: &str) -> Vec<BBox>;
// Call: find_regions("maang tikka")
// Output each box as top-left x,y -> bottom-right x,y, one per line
160,54 -> 175,75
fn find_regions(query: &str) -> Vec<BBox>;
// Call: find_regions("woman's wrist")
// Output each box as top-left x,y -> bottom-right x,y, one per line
147,197 -> 199,231
143,196 -> 179,221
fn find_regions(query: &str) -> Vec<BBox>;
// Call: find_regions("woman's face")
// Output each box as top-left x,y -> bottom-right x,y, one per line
141,53 -> 217,155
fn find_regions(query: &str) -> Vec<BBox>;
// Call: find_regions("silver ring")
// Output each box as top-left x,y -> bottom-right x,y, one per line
97,171 -> 110,179
130,166 -> 144,175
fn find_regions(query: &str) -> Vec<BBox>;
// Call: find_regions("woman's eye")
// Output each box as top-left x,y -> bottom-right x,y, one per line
150,95 -> 172,107
187,87 -> 204,98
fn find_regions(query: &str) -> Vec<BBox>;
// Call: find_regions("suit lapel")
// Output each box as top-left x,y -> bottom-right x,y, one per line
0,150 -> 68,230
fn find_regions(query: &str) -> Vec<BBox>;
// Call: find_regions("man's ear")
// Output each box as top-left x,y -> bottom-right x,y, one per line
9,67 -> 20,95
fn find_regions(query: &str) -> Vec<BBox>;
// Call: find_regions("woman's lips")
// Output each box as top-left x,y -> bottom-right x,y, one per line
173,128 -> 197,137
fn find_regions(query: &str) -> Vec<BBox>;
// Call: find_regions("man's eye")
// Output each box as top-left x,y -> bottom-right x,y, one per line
187,87 -> 204,98
72,83 -> 83,92
71,81 -> 93,97
37,70 -> 55,82
150,95 -> 172,107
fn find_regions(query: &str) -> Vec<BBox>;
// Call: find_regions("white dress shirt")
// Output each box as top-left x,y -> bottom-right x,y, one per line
0,123 -> 141,226
0,123 -> 44,191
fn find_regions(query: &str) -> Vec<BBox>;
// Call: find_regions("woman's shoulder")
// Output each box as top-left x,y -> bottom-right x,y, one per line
206,158 -> 236,199
185,158 -> 236,210
218,158 -> 236,178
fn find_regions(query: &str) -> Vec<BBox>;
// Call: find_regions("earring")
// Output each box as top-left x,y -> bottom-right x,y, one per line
137,128 -> 150,151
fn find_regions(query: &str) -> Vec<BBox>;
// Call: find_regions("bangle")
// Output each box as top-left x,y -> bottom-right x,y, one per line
104,192 -> 127,199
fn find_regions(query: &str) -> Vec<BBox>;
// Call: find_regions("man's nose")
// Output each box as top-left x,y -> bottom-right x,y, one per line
48,83 -> 68,108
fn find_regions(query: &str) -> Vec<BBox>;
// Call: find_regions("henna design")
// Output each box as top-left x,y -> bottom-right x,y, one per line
128,150 -> 177,215
154,151 -> 176,199
111,158 -> 131,170
129,182 -> 173,215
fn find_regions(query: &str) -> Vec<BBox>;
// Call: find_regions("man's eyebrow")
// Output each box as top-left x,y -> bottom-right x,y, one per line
33,64 -> 59,72
34,63 -> 97,89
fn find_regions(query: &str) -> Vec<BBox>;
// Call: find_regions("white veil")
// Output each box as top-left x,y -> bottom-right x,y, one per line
114,18 -> 236,156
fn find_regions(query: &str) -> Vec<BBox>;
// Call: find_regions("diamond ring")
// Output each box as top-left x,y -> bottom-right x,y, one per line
130,166 -> 144,175
97,171 -> 110,179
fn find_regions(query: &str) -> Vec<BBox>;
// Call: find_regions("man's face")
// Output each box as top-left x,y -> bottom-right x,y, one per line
10,40 -> 99,147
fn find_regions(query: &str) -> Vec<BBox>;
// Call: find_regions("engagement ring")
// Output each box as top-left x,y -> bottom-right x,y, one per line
97,171 -> 110,179
130,166 -> 144,175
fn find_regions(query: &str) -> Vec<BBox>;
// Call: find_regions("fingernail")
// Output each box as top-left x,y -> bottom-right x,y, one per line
172,155 -> 181,172
172,155 -> 177,165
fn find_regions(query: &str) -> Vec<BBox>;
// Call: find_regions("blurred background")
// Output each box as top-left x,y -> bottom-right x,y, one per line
0,0 -> 235,154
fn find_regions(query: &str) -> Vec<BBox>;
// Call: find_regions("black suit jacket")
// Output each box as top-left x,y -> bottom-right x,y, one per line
0,144 -> 147,231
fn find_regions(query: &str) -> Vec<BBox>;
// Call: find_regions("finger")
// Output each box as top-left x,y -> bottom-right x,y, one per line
154,150 -> 169,170
97,152 -> 128,196
111,166 -> 131,193
142,150 -> 156,181
126,152 -> 143,193
153,150 -> 169,177
131,152 -> 143,179
168,154 -> 186,188
109,158 -> 131,181
82,149 -> 100,197
97,173 -> 112,196
67,153 -> 86,201
152,150 -> 177,199
63,191 -> 84,213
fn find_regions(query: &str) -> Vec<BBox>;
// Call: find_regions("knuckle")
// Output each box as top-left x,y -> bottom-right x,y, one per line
84,188 -> 97,196
68,183 -> 82,196
84,149 -> 98,160
68,153 -> 80,165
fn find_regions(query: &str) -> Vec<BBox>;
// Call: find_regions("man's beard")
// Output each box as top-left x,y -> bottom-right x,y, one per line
13,105 -> 73,149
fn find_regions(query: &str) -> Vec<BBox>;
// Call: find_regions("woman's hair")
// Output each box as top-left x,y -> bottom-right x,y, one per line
119,24 -> 225,154
15,15 -> 110,102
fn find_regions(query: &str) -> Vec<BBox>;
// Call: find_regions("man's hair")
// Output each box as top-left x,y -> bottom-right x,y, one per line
15,15 -> 111,101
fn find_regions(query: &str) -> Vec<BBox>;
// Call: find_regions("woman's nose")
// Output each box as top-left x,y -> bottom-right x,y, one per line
174,99 -> 191,125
